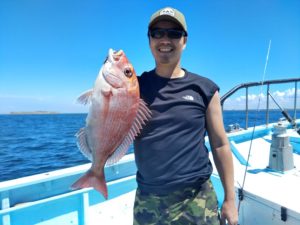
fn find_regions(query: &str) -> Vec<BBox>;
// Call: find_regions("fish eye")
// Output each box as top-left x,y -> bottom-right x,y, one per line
124,67 -> 133,78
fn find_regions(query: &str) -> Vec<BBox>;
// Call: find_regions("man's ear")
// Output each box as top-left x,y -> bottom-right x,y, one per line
182,37 -> 187,50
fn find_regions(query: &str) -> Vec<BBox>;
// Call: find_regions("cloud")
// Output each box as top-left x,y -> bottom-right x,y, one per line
223,88 -> 300,110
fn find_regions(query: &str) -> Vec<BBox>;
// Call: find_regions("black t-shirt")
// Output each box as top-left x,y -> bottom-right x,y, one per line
134,69 -> 219,195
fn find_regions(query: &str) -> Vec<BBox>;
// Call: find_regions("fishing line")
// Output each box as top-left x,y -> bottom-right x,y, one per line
237,40 -> 272,212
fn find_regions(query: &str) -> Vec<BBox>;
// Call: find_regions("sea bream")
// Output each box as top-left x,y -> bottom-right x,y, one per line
72,49 -> 151,199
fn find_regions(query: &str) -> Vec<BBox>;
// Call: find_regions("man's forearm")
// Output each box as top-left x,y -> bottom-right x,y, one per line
212,144 -> 235,200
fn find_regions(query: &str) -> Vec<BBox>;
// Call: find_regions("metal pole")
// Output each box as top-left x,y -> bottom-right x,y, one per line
294,81 -> 298,120
246,87 -> 248,129
266,84 -> 270,127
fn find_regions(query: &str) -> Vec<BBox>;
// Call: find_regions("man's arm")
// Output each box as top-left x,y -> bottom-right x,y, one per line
206,91 -> 238,225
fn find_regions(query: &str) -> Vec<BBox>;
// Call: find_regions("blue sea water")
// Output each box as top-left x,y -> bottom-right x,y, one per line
0,110 -> 298,182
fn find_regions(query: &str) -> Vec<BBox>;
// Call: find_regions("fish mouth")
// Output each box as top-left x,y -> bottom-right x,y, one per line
102,49 -> 124,88
108,48 -> 124,63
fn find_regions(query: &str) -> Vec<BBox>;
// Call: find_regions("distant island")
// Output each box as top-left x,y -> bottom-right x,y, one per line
10,111 -> 59,115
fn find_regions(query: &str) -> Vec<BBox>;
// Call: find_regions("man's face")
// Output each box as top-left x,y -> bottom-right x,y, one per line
149,20 -> 187,66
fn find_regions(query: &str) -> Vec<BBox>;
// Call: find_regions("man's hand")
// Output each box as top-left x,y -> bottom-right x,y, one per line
220,199 -> 239,225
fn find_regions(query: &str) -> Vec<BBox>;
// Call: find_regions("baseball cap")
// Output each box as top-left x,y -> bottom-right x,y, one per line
148,7 -> 188,34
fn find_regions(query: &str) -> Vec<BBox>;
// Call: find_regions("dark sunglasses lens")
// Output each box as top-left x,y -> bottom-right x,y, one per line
167,30 -> 184,39
150,30 -> 165,39
150,29 -> 185,39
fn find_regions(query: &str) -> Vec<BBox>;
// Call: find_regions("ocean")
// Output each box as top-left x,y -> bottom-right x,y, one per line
0,110 -> 298,182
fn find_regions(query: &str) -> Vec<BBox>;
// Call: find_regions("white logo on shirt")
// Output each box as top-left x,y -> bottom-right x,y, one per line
182,95 -> 194,101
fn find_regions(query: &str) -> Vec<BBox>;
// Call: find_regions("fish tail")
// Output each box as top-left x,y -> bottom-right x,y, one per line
71,169 -> 108,199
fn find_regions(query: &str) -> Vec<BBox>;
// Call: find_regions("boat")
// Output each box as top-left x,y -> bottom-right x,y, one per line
0,78 -> 299,225
219,78 -> 300,225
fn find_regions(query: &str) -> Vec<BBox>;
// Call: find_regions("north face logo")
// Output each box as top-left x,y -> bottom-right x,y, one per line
160,8 -> 175,17
182,95 -> 194,101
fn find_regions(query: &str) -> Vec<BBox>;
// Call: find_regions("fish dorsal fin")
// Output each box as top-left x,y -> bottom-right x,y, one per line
77,89 -> 93,105
106,99 -> 151,165
106,135 -> 132,165
75,127 -> 93,161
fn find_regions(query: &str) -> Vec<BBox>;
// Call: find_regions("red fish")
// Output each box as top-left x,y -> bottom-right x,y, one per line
72,49 -> 150,199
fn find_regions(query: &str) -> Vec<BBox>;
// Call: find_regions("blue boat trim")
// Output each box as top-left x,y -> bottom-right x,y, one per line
0,176 -> 136,225
229,141 -> 250,166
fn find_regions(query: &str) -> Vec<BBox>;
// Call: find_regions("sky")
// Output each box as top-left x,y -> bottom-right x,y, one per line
0,0 -> 299,113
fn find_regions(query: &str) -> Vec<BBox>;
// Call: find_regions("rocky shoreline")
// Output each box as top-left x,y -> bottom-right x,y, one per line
9,111 -> 59,115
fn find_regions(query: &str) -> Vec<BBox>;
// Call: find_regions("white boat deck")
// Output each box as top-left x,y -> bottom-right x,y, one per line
88,190 -> 135,225
209,126 -> 300,224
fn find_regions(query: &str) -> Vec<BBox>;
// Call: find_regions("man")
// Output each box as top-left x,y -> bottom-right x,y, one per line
133,6 -> 238,225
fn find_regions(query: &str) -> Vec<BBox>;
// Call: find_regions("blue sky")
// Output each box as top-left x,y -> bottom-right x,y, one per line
0,0 -> 299,113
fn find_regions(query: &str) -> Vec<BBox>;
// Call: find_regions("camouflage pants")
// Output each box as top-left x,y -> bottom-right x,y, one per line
133,180 -> 220,225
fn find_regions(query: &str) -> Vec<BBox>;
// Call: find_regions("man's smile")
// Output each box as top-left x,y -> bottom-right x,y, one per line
158,46 -> 174,53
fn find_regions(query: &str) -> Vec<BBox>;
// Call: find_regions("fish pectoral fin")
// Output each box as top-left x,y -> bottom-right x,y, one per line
75,128 -> 93,161
101,86 -> 112,97
77,89 -> 93,105
106,99 -> 151,165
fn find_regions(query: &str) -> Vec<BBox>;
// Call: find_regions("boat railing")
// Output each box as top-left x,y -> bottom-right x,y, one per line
221,78 -> 300,129
0,155 -> 137,225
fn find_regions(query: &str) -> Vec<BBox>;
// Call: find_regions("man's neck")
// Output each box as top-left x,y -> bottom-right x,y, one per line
155,64 -> 185,79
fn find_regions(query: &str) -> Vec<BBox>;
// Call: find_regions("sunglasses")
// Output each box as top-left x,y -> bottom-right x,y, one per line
148,29 -> 187,39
